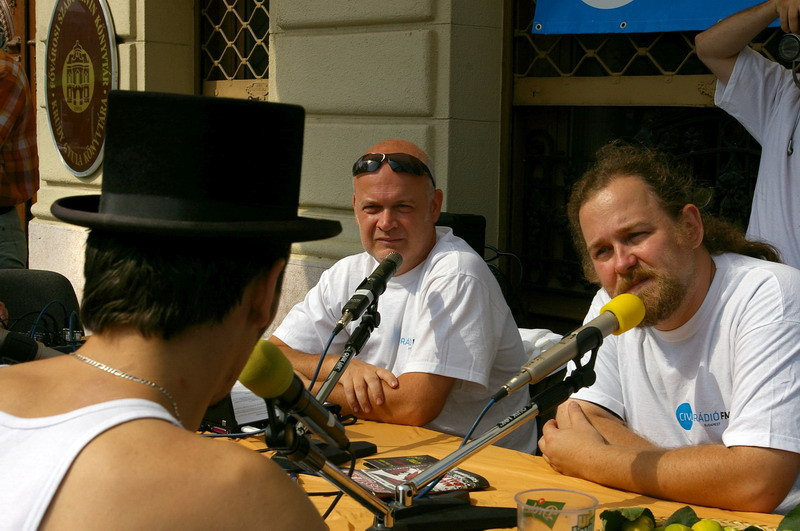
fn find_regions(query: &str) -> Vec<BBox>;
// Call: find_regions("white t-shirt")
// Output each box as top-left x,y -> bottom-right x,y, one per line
0,399 -> 180,530
274,227 -> 537,453
716,46 -> 800,270
573,253 -> 800,513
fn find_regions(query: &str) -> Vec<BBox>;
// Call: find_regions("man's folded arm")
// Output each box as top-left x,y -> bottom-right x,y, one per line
556,399 -> 657,448
268,335 -> 453,426
314,371 -> 454,426
540,400 -> 800,513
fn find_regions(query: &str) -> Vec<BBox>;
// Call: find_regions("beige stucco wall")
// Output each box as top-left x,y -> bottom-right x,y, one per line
29,0 -> 198,304
28,0 -> 507,333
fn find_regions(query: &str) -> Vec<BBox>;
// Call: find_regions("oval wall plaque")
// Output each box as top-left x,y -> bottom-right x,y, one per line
45,0 -> 118,177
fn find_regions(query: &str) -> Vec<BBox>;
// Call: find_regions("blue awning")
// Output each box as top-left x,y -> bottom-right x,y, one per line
533,0 -> 775,34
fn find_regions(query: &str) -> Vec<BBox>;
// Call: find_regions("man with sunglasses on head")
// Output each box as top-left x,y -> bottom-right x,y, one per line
695,0 -> 800,270
269,139 -> 537,453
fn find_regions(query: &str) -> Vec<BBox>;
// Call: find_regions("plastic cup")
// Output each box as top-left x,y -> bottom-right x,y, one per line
515,488 -> 598,531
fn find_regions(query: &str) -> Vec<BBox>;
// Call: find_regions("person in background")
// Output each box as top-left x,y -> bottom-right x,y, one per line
0,28 -> 38,268
695,0 -> 800,270
0,90 -> 341,529
269,138 -> 537,453
538,142 -> 800,513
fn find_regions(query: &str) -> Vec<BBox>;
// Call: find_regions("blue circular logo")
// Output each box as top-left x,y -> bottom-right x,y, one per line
675,402 -> 693,430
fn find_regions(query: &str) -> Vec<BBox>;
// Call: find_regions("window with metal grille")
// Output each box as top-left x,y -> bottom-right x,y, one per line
514,0 -> 783,106
200,0 -> 270,100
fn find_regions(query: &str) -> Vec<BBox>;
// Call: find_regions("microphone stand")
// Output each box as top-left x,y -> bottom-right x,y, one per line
316,300 -> 380,404
264,400 -> 396,525
367,328 -> 604,530
287,301 -> 382,466
267,329 -> 602,530
265,402 -> 512,529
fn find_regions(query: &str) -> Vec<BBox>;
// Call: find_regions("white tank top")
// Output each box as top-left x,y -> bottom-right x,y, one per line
0,399 -> 180,530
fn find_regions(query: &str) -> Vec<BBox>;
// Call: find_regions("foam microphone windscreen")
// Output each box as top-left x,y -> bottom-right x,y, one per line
600,293 -> 646,335
238,340 -> 295,398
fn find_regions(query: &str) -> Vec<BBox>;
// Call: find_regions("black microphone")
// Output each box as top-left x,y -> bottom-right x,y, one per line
334,252 -> 403,333
0,329 -> 65,364
492,293 -> 645,401
239,341 -> 351,451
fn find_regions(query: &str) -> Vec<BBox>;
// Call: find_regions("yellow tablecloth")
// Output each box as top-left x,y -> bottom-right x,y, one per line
237,420 -> 784,530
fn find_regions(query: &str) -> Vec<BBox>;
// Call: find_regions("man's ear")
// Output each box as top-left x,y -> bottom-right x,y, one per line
679,204 -> 704,248
249,259 -> 287,328
431,188 -> 444,223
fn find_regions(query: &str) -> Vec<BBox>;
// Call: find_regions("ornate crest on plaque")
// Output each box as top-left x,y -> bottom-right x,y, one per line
64,41 -> 94,113
45,0 -> 118,177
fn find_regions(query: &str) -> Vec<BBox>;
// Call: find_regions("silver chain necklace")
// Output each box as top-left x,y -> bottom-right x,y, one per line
69,352 -> 182,424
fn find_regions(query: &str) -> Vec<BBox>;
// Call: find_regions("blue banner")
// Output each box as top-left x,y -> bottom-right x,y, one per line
533,0 -> 771,34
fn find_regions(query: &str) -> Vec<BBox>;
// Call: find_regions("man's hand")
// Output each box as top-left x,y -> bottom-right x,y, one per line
539,401 -> 607,478
777,0 -> 800,33
335,358 -> 398,414
270,335 -> 398,412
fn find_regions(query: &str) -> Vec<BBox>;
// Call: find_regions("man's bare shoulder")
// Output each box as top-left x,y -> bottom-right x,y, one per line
43,418 -> 326,530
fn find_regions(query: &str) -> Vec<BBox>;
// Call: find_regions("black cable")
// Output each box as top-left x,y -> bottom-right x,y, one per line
66,311 -> 81,350
30,300 -> 69,340
308,328 -> 342,391
6,311 -> 44,333
484,244 -> 524,289
321,447 -> 356,520
461,397 -> 496,448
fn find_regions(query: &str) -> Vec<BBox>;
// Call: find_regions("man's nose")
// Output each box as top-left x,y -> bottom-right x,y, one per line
377,209 -> 397,232
613,246 -> 638,274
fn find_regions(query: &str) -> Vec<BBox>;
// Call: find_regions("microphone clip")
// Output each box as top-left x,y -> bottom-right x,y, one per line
563,328 -> 600,389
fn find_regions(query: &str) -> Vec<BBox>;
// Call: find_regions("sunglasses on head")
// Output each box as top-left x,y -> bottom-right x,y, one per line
352,152 -> 436,188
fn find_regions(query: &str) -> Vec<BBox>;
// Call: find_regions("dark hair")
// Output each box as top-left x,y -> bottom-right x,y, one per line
81,230 -> 289,339
567,142 -> 780,280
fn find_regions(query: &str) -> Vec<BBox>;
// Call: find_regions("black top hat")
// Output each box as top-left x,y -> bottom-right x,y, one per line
52,90 -> 341,242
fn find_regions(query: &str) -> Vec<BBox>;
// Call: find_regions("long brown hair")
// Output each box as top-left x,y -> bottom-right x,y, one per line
567,142 -> 780,280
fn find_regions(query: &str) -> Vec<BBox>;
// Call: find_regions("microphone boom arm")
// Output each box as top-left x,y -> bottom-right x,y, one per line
395,328 -> 602,506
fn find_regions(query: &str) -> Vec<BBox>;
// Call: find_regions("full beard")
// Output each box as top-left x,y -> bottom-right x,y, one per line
613,267 -> 687,327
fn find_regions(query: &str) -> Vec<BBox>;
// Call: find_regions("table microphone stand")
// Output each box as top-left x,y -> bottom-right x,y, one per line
316,301 -> 380,404
264,399 -> 396,524
272,308 -> 603,529
290,301 -> 382,462
368,330 -> 603,530
266,400 -> 516,530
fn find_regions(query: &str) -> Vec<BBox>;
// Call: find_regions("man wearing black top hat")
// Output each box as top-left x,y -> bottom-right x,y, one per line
0,91 -> 339,529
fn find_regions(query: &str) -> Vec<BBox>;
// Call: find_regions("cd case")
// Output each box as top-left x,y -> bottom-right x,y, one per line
351,455 -> 489,498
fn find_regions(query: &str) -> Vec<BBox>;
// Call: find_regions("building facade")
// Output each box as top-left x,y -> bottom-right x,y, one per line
29,0 -> 510,332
